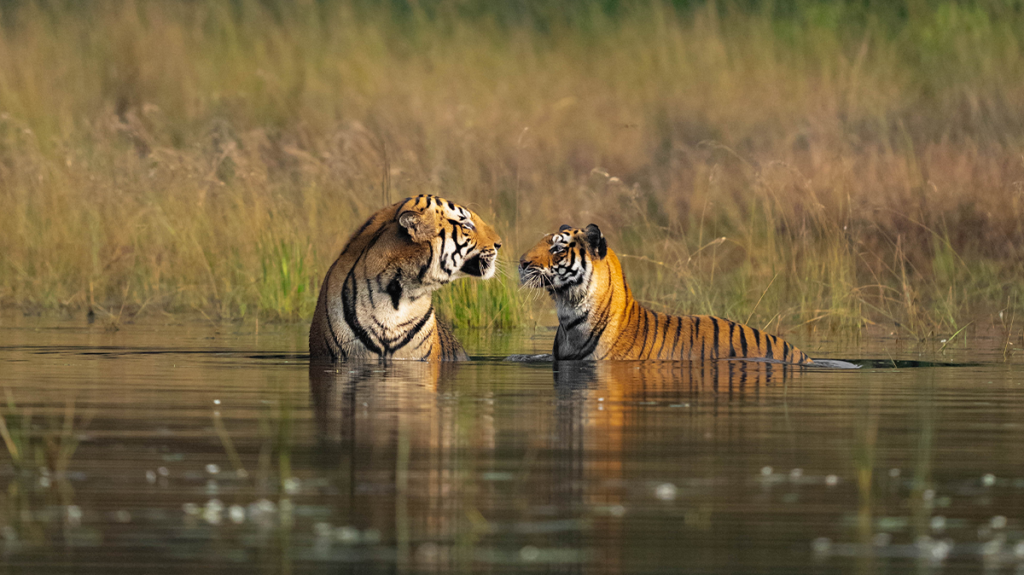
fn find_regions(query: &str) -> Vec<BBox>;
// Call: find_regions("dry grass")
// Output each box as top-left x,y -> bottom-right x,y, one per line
1,1 -> 1022,335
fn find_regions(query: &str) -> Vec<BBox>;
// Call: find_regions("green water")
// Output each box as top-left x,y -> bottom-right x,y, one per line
0,317 -> 1022,574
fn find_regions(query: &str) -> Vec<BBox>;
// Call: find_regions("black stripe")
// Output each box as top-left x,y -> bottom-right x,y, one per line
655,315 -> 669,359
386,269 -> 403,310
783,341 -> 792,363
342,271 -> 383,355
670,317 -> 682,357
765,337 -> 774,359
564,312 -> 589,331
753,328 -> 763,355
590,270 -> 616,359
608,300 -> 637,353
739,327 -> 748,357
365,278 -> 376,307
691,316 -> 700,359
391,307 -> 434,351
336,223 -> 393,356
323,300 -> 343,361
418,242 -> 434,282
727,322 -> 737,357
566,283 -> 614,360
637,309 -> 650,358
712,318 -> 720,359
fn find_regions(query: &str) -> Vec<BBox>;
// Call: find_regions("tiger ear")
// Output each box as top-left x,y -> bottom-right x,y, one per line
584,224 -> 607,259
398,210 -> 437,243
558,224 -> 572,232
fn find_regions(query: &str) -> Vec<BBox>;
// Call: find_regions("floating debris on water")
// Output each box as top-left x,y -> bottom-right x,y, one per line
182,503 -> 199,516
982,473 -> 997,487
205,464 -> 220,475
416,542 -> 441,563
157,467 -> 170,477
66,506 -> 82,527
916,536 -> 953,562
825,474 -> 839,486
888,468 -> 901,478
979,536 -> 1004,557
253,499 -> 276,514
654,483 -> 678,501
991,515 -> 1007,529
519,545 -> 541,561
146,470 -> 157,484
761,466 -> 773,476
313,522 -> 333,538
203,499 -> 224,525
283,477 -> 301,495
228,505 -> 245,524
335,526 -> 360,545
810,537 -> 832,556
930,516 -> 947,532
789,468 -> 803,480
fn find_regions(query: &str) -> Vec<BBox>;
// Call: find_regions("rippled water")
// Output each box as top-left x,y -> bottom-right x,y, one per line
1,316 -> 1023,573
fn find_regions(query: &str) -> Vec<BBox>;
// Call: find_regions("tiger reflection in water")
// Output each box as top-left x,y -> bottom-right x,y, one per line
309,358 -> 797,571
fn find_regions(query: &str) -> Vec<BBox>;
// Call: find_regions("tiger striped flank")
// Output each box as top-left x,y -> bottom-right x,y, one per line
518,223 -> 813,365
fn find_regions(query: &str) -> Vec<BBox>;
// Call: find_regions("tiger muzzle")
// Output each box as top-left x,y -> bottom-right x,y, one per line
461,249 -> 497,278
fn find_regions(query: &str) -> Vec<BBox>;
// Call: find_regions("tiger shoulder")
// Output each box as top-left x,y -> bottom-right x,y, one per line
518,223 -> 813,365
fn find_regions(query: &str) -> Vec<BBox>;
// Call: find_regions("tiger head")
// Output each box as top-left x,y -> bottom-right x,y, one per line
396,195 -> 502,283
519,223 -> 607,298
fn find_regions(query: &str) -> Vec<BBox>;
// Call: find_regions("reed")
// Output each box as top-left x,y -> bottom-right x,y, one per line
0,1 -> 1022,334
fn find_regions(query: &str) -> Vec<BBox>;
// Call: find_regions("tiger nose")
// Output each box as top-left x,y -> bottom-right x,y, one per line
494,241 -> 502,250
518,256 -> 529,270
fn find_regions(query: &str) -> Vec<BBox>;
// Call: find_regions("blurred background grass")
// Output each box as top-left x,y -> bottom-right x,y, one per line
0,0 -> 1022,336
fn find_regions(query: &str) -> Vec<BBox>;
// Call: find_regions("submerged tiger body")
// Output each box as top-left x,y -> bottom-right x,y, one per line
519,224 -> 813,365
309,195 -> 501,362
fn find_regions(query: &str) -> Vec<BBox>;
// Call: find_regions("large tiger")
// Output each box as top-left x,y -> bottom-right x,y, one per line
518,224 -> 814,364
309,195 -> 502,362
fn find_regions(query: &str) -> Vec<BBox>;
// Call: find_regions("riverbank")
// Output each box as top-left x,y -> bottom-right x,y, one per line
1,1 -> 1022,337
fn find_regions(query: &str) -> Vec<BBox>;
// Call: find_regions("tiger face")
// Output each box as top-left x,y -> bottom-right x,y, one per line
398,195 -> 502,283
519,224 -> 606,296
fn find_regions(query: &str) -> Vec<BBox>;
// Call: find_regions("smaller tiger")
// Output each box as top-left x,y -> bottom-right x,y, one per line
519,224 -> 814,364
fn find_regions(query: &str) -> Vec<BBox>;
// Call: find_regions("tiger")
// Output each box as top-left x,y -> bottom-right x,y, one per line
309,195 -> 502,362
518,223 -> 814,365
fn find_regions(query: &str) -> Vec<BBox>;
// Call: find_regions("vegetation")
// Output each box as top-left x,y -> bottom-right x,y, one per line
1,1 -> 1022,335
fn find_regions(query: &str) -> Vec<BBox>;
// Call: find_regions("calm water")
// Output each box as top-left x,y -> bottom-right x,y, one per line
1,317 -> 1023,574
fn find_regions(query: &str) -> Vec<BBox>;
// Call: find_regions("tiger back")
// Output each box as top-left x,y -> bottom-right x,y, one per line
518,224 -> 813,364
310,195 -> 502,362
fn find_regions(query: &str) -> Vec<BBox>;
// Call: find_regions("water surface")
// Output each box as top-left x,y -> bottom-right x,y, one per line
1,316 -> 1023,573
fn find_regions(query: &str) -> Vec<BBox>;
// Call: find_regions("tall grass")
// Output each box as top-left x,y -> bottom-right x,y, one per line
0,1 -> 1022,333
